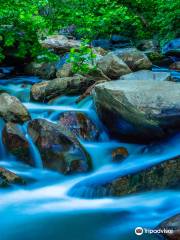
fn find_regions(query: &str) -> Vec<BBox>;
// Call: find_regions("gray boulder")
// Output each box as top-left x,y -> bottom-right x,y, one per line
97,52 -> 131,79
114,48 -> 152,71
28,119 -> 91,174
93,80 -> 180,142
0,93 -> 30,123
119,70 -> 171,81
40,35 -> 81,54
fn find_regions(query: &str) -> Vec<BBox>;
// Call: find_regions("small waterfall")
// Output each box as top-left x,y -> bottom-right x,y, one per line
26,133 -> 43,169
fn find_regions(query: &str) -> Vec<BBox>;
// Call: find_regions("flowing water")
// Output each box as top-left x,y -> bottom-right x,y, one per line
0,69 -> 180,240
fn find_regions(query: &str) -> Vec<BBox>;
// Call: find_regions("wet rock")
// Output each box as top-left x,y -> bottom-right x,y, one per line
2,123 -> 33,166
119,70 -> 171,81
93,80 -> 180,143
0,93 -> 30,123
31,75 -> 95,102
25,62 -> 56,80
59,111 -> 100,141
68,156 -> 180,198
112,147 -> 129,162
40,35 -> 81,54
85,68 -> 110,82
97,52 -> 131,79
162,39 -> 180,57
0,167 -> 25,187
170,61 -> 180,71
114,48 -> 152,71
28,119 -> 91,174
156,214 -> 180,240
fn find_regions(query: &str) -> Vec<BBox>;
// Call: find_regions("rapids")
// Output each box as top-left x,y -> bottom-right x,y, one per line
0,69 -> 179,240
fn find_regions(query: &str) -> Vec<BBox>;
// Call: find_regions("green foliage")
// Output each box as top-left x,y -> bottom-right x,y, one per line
152,0 -> 180,46
0,0 -> 179,63
67,41 -> 96,74
46,0 -> 179,42
0,0 -> 57,62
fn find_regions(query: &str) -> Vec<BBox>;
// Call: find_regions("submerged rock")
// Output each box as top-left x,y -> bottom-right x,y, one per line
97,52 -> 131,79
156,214 -> 180,240
93,80 -> 180,143
40,35 -> 81,54
25,62 -> 56,80
119,70 -> 171,81
0,93 -> 30,123
59,111 -> 100,141
31,75 -> 95,102
0,167 -> 25,187
114,48 -> 152,71
2,123 -> 33,166
112,147 -> 129,162
68,156 -> 180,198
28,119 -> 91,174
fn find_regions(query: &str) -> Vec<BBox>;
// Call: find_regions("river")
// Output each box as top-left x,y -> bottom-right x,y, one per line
0,69 -> 179,240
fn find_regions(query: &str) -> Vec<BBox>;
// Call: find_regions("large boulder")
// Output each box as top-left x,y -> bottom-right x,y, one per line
0,167 -> 25,187
119,70 -> 171,81
25,62 -> 56,80
2,123 -> 33,166
28,119 -> 91,174
40,35 -> 81,54
31,75 -> 95,102
97,52 -> 131,79
114,48 -> 152,71
68,156 -> 180,198
162,39 -> 180,57
93,80 -> 180,142
0,93 -> 30,123
156,214 -> 180,240
59,111 -> 101,141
